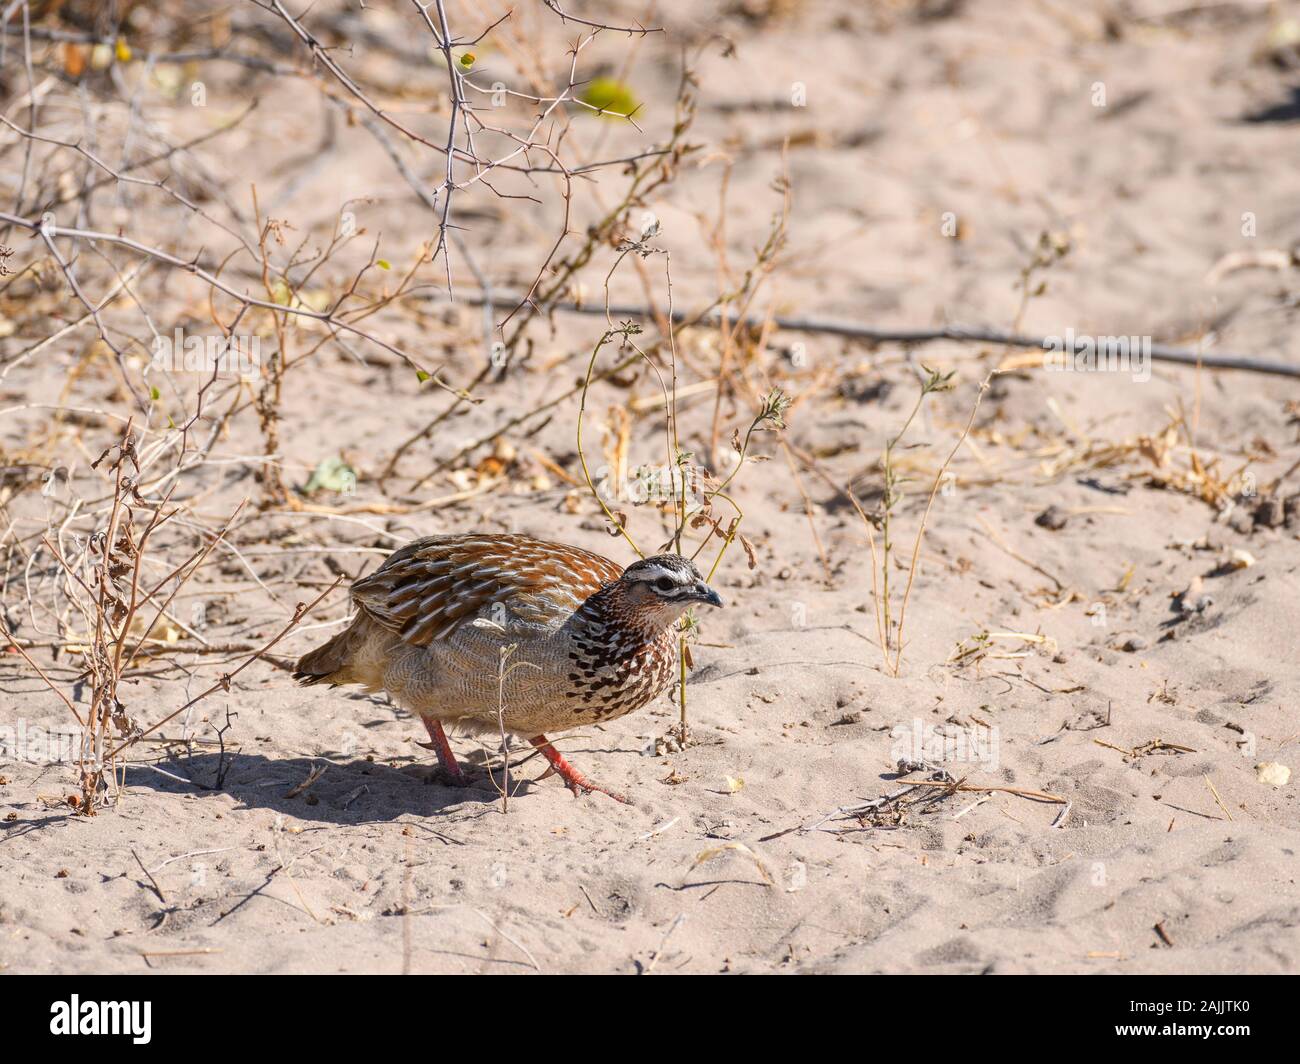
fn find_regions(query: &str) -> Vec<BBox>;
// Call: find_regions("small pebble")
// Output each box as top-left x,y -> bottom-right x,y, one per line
1256,762 -> 1291,787
1035,505 -> 1069,531
1254,497 -> 1286,529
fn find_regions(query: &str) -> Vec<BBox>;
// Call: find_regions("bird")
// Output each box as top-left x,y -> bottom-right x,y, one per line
293,532 -> 724,803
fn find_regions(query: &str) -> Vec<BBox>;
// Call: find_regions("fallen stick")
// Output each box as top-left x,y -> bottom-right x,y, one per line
438,293 -> 1300,379
900,779 -> 1067,803
758,783 -> 920,841
131,849 -> 168,904
1204,775 -> 1234,822
1095,737 -> 1196,759
140,948 -> 223,960
951,794 -> 993,821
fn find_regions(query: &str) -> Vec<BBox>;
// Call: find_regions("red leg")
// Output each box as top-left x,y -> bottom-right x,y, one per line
421,717 -> 468,785
528,735 -> 630,804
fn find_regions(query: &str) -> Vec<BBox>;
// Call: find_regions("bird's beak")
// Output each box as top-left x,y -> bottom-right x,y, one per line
691,583 -> 724,608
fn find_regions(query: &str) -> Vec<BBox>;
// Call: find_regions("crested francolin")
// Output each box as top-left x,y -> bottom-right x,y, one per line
294,533 -> 723,803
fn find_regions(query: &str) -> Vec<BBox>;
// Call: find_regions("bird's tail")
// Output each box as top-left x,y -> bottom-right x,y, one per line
293,615 -> 365,686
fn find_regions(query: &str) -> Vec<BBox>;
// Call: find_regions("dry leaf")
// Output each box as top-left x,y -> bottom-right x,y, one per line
739,532 -> 758,569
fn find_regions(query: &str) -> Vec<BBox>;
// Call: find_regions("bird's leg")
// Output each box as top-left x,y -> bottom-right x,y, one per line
528,735 -> 630,804
421,717 -> 468,786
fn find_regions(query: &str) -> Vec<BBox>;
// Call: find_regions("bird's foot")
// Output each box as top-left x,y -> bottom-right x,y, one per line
428,764 -> 472,788
529,735 -> 631,805
420,717 -> 469,787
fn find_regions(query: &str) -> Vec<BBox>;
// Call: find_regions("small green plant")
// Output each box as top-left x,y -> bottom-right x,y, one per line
875,365 -> 955,664
865,365 -> 992,676
1012,229 -> 1071,334
575,250 -> 787,743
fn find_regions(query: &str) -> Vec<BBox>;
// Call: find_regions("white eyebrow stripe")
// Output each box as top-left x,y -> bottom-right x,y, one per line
626,564 -> 687,582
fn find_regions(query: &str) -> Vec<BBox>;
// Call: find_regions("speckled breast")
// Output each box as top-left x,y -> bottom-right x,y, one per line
562,627 -> 679,722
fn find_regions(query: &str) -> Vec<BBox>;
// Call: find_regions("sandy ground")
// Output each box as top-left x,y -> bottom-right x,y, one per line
2,0 -> 1299,973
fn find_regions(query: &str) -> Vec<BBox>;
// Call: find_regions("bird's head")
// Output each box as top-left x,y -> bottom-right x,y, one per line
615,553 -> 724,626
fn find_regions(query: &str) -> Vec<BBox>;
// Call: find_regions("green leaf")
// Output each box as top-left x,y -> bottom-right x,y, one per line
416,369 -> 430,383
376,259 -> 391,270
302,456 -> 357,496
580,78 -> 639,118
149,385 -> 160,401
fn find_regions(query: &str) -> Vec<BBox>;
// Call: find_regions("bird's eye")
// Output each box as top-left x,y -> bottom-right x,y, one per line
654,576 -> 676,593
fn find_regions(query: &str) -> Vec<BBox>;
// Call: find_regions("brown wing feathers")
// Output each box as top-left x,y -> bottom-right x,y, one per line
350,534 -> 620,646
